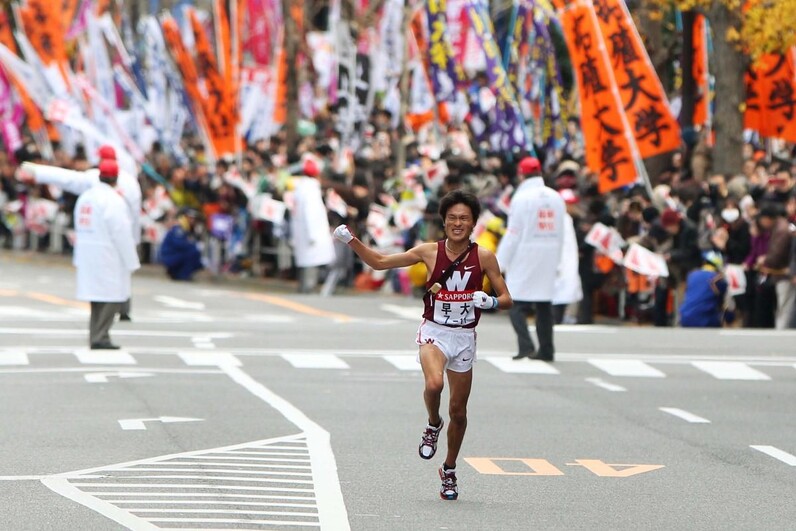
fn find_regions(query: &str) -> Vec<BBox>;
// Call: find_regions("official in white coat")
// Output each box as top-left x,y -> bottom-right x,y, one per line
19,144 -> 142,320
553,211 -> 583,323
496,157 -> 565,361
72,160 -> 141,349
290,161 -> 335,293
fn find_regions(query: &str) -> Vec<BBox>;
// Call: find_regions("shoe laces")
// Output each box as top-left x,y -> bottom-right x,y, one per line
441,469 -> 457,490
421,425 -> 440,447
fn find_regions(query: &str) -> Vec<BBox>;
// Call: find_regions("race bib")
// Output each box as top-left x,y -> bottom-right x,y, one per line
433,290 -> 476,326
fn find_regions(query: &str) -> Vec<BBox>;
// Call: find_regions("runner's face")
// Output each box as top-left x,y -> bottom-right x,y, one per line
444,203 -> 475,242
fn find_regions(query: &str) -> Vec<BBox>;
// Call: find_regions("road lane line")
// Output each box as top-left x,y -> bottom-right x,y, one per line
148,517 -> 320,527
244,293 -> 353,322
659,407 -> 711,423
114,500 -> 316,508
26,292 -> 89,310
0,351 -> 29,365
485,357 -> 560,374
72,484 -> 315,493
585,378 -> 627,392
74,350 -> 136,365
95,493 -> 315,500
281,354 -> 349,369
589,359 -> 666,378
382,355 -> 421,371
40,478 -> 158,530
750,445 -> 796,466
691,361 -> 771,380
221,365 -> 350,530
178,351 -> 241,366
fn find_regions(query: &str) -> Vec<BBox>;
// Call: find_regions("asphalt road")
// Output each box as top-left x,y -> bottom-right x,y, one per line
0,252 -> 794,530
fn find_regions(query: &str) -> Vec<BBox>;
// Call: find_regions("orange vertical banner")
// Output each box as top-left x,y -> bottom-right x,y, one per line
753,51 -> 796,143
554,0 -> 638,193
190,9 -> 239,157
590,0 -> 680,157
0,10 -> 47,132
692,14 -> 710,129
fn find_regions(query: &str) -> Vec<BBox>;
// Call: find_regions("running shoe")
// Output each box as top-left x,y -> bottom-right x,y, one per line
439,466 -> 458,500
418,419 -> 444,460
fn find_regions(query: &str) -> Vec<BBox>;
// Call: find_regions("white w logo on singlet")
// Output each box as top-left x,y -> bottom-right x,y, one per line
446,271 -> 472,291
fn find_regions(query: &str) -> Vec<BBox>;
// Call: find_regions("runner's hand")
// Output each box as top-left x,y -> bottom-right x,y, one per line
472,290 -> 497,309
333,224 -> 354,244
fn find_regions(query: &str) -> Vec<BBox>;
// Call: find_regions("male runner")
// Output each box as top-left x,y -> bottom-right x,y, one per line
334,190 -> 512,500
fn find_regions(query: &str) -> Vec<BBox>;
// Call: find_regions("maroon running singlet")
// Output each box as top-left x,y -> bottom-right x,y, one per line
422,241 -> 483,328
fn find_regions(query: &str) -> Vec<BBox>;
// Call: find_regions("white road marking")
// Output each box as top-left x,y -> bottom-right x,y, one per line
530,324 -> 618,334
0,328 -> 233,338
114,500 -> 316,507
380,304 -> 421,321
0,350 -> 29,365
589,359 -> 666,378
485,357 -> 560,374
74,350 -> 136,365
147,518 -> 320,527
41,478 -> 159,530
178,351 -> 241,366
382,355 -> 421,371
84,371 -> 153,383
585,377 -> 627,392
281,353 -> 349,369
691,361 -> 771,380
750,445 -> 796,466
659,407 -> 711,423
153,296 -> 206,310
720,330 -> 796,337
118,416 -> 203,431
221,365 -> 350,530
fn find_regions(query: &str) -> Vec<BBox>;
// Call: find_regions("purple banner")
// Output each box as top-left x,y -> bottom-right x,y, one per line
426,0 -> 464,103
465,0 -> 529,152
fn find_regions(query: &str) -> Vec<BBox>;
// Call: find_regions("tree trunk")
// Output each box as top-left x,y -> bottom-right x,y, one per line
707,2 -> 746,176
281,0 -> 301,159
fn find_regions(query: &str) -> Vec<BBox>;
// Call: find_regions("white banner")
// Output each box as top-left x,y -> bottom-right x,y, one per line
367,204 -> 393,248
252,193 -> 287,223
623,243 -> 669,278
724,264 -> 747,297
585,222 -> 626,264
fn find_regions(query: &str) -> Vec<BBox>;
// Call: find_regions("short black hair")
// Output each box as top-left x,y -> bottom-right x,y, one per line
438,190 -> 481,221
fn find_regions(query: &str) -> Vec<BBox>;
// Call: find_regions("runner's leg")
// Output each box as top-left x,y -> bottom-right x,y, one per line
443,368 -> 473,468
419,344 -> 447,426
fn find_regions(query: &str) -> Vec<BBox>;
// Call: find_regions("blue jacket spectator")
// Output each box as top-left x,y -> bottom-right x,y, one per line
159,208 -> 204,281
679,252 -> 728,327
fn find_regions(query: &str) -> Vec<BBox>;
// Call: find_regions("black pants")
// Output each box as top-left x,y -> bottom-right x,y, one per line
90,301 -> 121,346
509,300 -> 554,358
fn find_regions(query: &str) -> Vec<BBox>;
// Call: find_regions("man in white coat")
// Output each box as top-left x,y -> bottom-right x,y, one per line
496,156 -> 565,361
17,145 -> 142,320
72,160 -> 140,349
290,159 -> 335,293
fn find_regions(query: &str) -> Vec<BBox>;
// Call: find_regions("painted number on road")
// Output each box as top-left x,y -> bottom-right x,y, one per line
466,458 -> 664,477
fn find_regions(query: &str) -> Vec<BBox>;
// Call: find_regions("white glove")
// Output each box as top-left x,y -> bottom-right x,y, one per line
333,224 -> 354,244
472,290 -> 498,310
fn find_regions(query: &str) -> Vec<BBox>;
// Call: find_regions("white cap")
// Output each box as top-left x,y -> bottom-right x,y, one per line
721,208 -> 740,223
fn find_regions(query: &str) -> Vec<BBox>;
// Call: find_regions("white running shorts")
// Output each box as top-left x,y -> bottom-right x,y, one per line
415,319 -> 477,373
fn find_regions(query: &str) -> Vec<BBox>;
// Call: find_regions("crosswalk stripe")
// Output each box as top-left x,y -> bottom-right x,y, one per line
691,361 -> 770,380
280,354 -> 349,369
485,357 -> 560,374
382,356 -> 421,371
0,351 -> 29,365
178,352 -> 241,367
74,350 -> 137,365
588,359 -> 666,378
750,445 -> 796,466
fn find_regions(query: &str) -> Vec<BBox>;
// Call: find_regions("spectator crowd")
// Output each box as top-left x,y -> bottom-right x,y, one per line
1,106 -> 795,330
